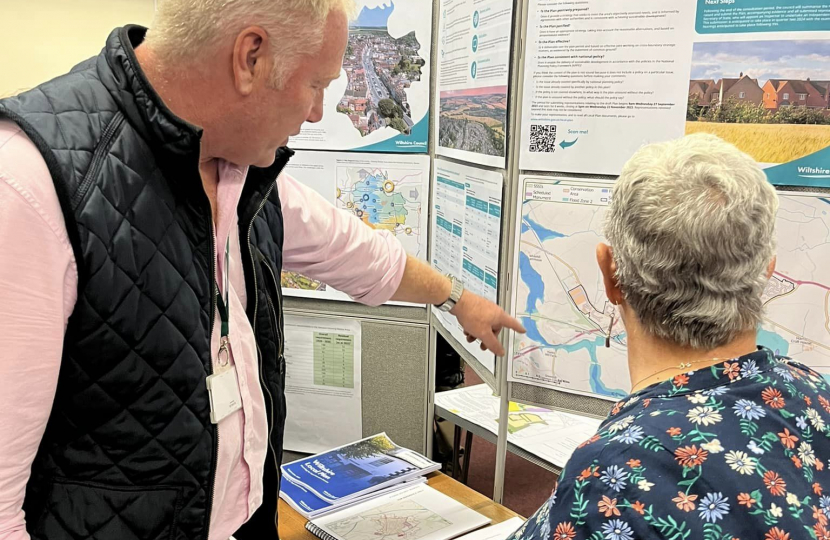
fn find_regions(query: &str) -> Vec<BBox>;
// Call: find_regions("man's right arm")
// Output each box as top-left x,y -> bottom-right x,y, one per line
0,122 -> 77,540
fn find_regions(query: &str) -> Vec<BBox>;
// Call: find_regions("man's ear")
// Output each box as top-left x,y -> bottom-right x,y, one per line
232,26 -> 269,96
596,243 -> 623,305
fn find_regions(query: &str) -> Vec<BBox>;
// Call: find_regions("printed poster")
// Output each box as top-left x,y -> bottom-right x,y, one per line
518,0 -> 695,174
436,0 -> 514,168
518,0 -> 830,188
280,151 -> 430,304
289,0 -> 432,153
687,0 -> 830,188
430,159 -> 503,374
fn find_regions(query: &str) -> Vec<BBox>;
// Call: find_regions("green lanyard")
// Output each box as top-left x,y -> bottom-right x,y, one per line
216,239 -> 230,366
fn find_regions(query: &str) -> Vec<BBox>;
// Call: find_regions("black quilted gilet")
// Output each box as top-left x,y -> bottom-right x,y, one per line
0,26 -> 290,540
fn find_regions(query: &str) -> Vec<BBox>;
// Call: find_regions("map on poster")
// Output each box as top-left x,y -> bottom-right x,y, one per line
509,178 -> 830,398
758,194 -> 830,377
280,151 -> 430,304
289,0 -> 432,153
509,179 -> 628,400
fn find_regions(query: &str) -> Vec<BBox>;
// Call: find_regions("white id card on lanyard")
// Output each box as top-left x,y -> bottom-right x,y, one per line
206,239 -> 242,424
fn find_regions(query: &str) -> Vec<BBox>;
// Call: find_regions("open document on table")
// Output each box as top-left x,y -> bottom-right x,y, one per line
435,385 -> 603,467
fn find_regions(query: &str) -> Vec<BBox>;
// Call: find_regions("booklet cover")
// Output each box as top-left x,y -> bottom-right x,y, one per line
282,433 -> 439,503
280,476 -> 427,519
307,483 -> 491,540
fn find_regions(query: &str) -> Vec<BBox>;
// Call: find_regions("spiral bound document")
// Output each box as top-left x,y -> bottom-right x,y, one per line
305,483 -> 490,540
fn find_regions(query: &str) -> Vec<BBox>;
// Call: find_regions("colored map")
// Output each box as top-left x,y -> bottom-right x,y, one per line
435,385 -> 602,467
327,500 -> 451,540
504,402 -> 549,435
758,195 -> 830,376
337,166 -> 425,258
511,182 -> 830,399
511,180 -> 629,401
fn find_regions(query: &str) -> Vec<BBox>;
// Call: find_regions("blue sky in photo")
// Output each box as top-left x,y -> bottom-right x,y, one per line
691,40 -> 830,85
352,3 -> 394,28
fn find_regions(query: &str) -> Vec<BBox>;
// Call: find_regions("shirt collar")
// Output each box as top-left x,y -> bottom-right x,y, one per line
609,347 -> 781,417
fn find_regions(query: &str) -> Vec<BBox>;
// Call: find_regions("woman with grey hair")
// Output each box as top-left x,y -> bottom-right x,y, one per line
510,134 -> 830,540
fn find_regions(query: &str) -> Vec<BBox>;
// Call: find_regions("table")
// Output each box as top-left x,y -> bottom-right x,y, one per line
278,472 -> 524,540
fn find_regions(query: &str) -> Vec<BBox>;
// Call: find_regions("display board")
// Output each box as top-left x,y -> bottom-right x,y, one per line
518,0 -> 830,188
518,0 -> 694,174
436,0 -> 515,167
280,150 -> 430,303
507,177 -> 830,401
289,0 -> 433,153
430,159 -> 504,373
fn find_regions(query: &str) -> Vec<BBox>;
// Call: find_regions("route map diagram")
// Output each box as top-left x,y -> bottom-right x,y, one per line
510,180 -> 629,400
326,500 -> 451,540
759,195 -> 830,377
337,166 -> 425,258
510,181 -> 830,399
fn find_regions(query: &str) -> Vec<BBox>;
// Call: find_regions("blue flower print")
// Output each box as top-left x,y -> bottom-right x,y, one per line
703,387 -> 728,397
797,416 -> 808,430
774,366 -> 795,382
733,399 -> 766,421
601,465 -> 629,493
740,360 -> 760,378
698,492 -> 730,523
820,495 -> 830,517
614,425 -> 645,444
601,519 -> 634,540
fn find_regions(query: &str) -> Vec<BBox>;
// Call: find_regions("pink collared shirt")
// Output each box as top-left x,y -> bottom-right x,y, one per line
0,120 -> 407,540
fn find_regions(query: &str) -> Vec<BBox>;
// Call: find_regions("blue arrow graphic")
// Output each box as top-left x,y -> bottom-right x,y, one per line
560,138 -> 579,149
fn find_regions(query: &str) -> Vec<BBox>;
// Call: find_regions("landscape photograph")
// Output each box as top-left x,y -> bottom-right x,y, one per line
687,40 -> 830,164
439,85 -> 507,158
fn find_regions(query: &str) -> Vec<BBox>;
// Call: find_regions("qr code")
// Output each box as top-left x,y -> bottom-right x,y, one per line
529,124 -> 557,153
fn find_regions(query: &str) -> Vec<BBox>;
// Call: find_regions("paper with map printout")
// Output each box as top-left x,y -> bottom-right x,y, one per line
289,0 -> 432,153
280,150 -> 429,304
508,178 -> 830,400
434,385 -> 601,467
312,483 -> 490,540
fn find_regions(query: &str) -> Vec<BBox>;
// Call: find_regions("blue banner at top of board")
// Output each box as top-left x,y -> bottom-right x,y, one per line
697,0 -> 830,34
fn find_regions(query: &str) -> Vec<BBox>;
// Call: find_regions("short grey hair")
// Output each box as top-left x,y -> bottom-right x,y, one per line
146,0 -> 357,88
605,133 -> 779,350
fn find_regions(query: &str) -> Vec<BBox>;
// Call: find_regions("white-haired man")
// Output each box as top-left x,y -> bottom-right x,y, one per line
0,2 -> 523,539
509,134 -> 830,540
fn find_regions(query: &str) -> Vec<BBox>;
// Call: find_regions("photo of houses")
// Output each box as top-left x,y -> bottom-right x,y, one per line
338,4 -> 425,137
687,40 -> 830,163
439,86 -> 508,158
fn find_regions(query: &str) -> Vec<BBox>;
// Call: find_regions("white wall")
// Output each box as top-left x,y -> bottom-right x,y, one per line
0,0 -> 155,97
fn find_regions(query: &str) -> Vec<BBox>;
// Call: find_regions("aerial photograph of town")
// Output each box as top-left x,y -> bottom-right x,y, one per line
439,85 -> 508,158
337,4 -> 425,137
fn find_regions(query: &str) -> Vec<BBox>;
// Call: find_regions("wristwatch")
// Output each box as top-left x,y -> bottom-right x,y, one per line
436,274 -> 464,312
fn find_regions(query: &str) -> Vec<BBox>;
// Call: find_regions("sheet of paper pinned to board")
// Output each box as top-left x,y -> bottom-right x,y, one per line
436,0 -> 514,168
430,159 -> 503,374
283,314 -> 363,454
280,150 -> 430,306
289,0 -> 432,153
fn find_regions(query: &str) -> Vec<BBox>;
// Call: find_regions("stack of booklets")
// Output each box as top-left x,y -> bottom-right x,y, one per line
280,433 -> 442,519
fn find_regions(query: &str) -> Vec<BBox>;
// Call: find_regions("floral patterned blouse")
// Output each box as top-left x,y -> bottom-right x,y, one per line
510,348 -> 830,540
